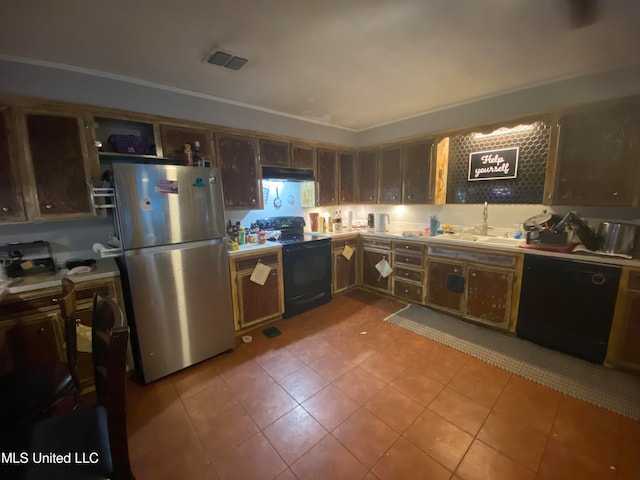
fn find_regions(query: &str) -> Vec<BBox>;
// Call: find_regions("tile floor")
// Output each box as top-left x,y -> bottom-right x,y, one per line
126,289 -> 640,480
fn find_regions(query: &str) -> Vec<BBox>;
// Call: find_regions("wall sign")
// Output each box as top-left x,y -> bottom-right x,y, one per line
468,147 -> 519,181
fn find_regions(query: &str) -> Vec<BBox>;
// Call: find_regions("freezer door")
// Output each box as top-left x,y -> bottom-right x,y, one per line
113,163 -> 226,249
124,239 -> 234,382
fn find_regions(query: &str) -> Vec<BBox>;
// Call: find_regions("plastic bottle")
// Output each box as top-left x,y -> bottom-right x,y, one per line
192,140 -> 204,167
183,144 -> 193,166
333,210 -> 343,232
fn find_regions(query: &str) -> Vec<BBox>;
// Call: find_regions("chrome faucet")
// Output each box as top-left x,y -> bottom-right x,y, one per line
481,202 -> 489,235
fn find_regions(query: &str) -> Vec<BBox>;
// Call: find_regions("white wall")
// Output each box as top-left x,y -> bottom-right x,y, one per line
0,58 -> 356,147
356,64 -> 640,146
0,217 -> 115,266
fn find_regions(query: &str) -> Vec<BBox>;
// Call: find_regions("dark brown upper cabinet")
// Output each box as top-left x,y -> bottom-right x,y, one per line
259,139 -> 290,167
0,108 -> 25,222
317,148 -> 338,206
291,144 -> 315,170
379,146 -> 402,204
338,151 -> 355,204
216,134 -> 262,209
549,100 -> 640,206
356,150 -> 378,204
160,124 -> 215,166
403,139 -> 434,204
20,109 -> 95,219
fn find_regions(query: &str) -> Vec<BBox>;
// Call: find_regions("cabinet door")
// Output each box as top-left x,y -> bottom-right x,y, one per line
379,147 -> 402,204
333,249 -> 357,294
216,134 -> 262,209
0,108 -> 25,222
404,140 -> 433,204
160,124 -> 214,166
260,139 -> 290,167
362,250 -> 391,292
339,151 -> 355,204
317,149 -> 338,206
2,314 -> 62,370
618,290 -> 640,367
466,267 -> 512,326
237,267 -> 282,328
426,260 -> 464,313
74,308 -> 95,391
553,103 -> 640,206
23,112 -> 93,218
357,150 -> 378,204
291,144 -> 315,170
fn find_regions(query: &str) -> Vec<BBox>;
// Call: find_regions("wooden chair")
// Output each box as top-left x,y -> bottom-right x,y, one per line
25,293 -> 135,480
0,278 -> 80,429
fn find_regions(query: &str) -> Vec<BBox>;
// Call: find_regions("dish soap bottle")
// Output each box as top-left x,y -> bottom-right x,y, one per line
183,144 -> 193,166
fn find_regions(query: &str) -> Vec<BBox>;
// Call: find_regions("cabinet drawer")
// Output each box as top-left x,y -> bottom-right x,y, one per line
628,270 -> 640,290
394,241 -> 424,255
394,266 -> 423,283
394,280 -> 423,303
394,253 -> 423,268
361,238 -> 392,250
236,253 -> 279,271
332,237 -> 358,250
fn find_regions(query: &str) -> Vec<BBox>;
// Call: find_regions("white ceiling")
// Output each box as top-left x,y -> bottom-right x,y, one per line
1,0 -> 640,131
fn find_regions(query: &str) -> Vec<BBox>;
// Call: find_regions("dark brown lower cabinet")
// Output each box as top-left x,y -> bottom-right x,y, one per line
466,267 -> 513,325
332,237 -> 358,294
0,277 -> 125,391
361,249 -> 392,293
230,250 -> 284,331
606,268 -> 640,373
426,260 -> 464,314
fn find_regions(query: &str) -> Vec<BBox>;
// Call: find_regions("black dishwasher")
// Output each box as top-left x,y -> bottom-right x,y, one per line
516,255 -> 621,364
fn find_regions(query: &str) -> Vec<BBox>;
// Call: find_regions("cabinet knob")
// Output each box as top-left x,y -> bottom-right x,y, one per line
44,203 -> 53,209
471,272 -> 476,277
369,196 -> 373,200
612,192 -> 619,197
404,289 -> 409,294
404,272 -> 409,277
1,206 -> 9,213
75,319 -> 81,326
392,195 -> 397,200
454,268 -> 460,273
39,327 -> 45,333
405,245 -> 410,249
407,195 -> 412,199
251,199 -> 256,205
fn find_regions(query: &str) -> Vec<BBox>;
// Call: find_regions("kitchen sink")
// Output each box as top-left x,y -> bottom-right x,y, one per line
440,233 -> 522,247
480,237 -> 523,246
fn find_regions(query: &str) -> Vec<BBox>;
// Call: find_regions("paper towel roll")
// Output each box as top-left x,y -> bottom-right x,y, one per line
347,211 -> 353,231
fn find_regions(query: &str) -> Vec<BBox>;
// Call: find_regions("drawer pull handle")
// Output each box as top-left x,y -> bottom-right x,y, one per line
39,327 -> 45,334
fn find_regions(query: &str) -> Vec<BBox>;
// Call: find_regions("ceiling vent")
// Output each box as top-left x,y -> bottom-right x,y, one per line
206,50 -> 248,70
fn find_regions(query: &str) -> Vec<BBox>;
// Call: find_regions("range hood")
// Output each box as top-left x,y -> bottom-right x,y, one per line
262,166 -> 315,182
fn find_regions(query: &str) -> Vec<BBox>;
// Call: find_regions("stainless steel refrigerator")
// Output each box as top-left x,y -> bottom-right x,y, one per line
112,163 -> 234,383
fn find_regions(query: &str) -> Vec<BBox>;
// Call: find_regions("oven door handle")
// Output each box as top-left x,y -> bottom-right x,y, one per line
283,241 -> 329,253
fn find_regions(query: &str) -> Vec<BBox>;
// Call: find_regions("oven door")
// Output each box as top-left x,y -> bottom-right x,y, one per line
282,240 -> 332,318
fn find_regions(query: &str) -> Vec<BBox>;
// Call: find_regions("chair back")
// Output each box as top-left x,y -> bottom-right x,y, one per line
58,278 -> 80,391
91,293 -> 134,480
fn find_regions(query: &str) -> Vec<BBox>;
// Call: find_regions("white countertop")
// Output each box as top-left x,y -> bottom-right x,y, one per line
227,242 -> 282,257
1,259 -> 121,298
309,229 -> 640,267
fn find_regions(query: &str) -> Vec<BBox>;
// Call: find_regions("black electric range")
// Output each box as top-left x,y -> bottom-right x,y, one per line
255,216 -> 331,318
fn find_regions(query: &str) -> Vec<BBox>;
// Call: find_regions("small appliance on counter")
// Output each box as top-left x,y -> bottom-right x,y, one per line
0,241 -> 56,278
